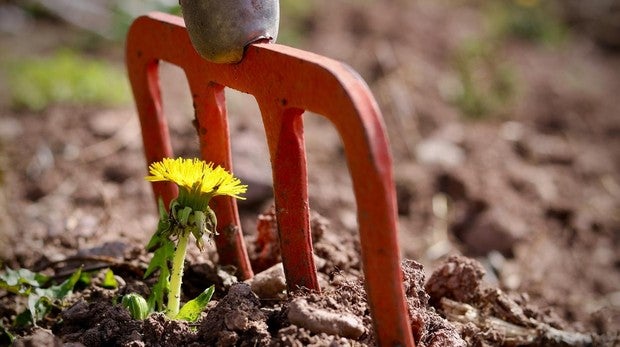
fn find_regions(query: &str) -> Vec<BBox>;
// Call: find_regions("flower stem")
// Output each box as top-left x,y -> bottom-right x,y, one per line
166,228 -> 190,319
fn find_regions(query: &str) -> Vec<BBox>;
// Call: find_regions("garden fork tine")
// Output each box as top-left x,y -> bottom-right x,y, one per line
126,12 -> 415,346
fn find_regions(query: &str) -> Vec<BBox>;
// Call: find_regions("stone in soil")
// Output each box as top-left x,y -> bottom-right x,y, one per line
287,297 -> 365,339
13,328 -> 62,347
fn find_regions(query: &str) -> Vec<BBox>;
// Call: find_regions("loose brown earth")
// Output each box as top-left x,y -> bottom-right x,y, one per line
1,1 -> 619,346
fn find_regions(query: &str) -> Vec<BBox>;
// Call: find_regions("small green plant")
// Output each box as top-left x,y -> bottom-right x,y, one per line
486,0 -> 566,45
278,0 -> 315,45
451,39 -> 516,119
0,267 -> 82,326
5,50 -> 131,111
447,0 -> 567,119
102,268 -> 119,289
123,158 -> 246,321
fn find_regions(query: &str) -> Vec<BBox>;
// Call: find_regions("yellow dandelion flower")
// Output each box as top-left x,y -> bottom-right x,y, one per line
146,157 -> 247,211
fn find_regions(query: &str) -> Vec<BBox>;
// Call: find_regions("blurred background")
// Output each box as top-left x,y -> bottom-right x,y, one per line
0,0 -> 619,336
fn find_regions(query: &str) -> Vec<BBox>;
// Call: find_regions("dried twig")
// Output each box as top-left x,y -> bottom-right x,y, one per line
35,254 -> 144,280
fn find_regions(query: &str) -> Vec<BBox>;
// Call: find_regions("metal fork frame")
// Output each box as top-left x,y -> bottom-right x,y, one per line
126,12 -> 415,346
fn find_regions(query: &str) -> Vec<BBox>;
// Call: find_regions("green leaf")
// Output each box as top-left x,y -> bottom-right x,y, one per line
28,294 -> 51,324
148,271 -> 170,313
144,239 -> 174,312
0,321 -> 15,344
122,293 -> 149,320
176,285 -> 214,322
147,198 -> 172,251
0,268 -> 50,295
144,239 -> 174,279
158,196 -> 169,220
146,231 -> 163,252
78,271 -> 93,286
27,267 -> 82,324
13,310 -> 32,327
102,268 -> 118,289
51,267 -> 82,298
1,267 -> 82,326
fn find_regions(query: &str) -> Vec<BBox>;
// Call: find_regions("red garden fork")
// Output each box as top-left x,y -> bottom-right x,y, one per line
126,12 -> 415,347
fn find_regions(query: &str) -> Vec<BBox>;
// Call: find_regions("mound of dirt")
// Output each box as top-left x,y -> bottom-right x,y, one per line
13,251 -> 609,346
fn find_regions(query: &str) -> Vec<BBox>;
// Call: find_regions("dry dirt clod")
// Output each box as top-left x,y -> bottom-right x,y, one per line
515,133 -> 574,165
423,255 -> 613,346
224,310 -> 250,331
199,283 -> 270,346
250,206 -> 281,273
416,136 -> 466,168
246,262 -> 287,299
287,297 -> 365,339
400,259 -> 467,347
12,328 -> 62,347
425,255 -> 486,307
460,206 -> 530,256
141,313 -> 197,346
440,298 -> 594,346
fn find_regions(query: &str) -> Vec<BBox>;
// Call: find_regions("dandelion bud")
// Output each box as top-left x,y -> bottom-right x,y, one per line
122,293 -> 149,320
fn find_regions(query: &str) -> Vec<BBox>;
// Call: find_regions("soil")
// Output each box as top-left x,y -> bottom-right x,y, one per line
1,0 -> 620,346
